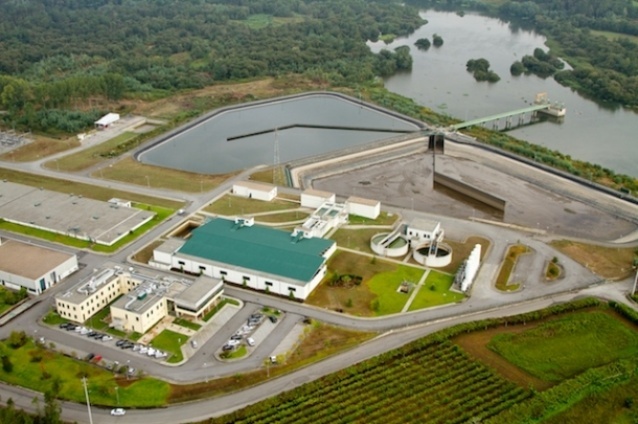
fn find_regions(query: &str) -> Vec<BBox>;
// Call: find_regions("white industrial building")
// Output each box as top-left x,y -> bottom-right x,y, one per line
151,217 -> 336,300
0,238 -> 78,295
95,113 -> 120,130
406,218 -> 443,244
346,196 -> 381,219
301,188 -> 335,209
232,181 -> 277,201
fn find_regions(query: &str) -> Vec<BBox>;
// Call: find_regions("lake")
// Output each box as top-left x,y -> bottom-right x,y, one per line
369,10 -> 638,177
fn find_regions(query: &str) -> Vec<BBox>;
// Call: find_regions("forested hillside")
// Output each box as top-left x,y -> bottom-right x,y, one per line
0,0 -> 423,132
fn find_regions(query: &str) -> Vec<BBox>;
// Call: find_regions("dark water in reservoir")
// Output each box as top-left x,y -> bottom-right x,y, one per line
369,11 -> 638,177
139,94 -> 418,174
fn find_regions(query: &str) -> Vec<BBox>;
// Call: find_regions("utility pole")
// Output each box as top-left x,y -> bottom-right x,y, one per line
82,377 -> 94,424
631,266 -> 638,297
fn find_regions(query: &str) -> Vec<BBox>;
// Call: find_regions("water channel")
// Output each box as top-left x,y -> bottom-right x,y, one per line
368,10 -> 638,177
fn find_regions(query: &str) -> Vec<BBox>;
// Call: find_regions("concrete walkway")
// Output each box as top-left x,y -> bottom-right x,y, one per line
401,269 -> 431,313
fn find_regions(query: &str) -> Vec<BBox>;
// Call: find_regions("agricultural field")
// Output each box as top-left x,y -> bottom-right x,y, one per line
487,311 -> 638,382
206,340 -> 530,424
202,299 -> 638,424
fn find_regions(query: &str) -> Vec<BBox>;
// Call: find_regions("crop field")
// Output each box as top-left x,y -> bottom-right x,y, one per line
487,311 -> 638,382
207,340 -> 530,424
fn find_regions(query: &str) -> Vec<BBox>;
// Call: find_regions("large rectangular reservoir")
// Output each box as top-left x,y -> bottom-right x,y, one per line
138,93 -> 420,174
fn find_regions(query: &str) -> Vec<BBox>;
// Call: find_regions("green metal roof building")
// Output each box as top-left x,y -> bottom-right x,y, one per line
173,218 -> 336,299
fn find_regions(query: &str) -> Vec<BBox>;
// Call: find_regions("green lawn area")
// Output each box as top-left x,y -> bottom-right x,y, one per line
408,271 -> 465,311
0,286 -> 27,316
47,132 -> 139,172
204,194 -> 298,215
150,329 -> 188,363
255,211 -> 309,223
495,244 -> 530,291
203,298 -> 237,322
221,345 -> 247,360
367,265 -> 424,315
330,228 -> 382,253
0,339 -> 169,406
173,318 -> 202,331
347,211 -> 399,226
488,311 -> 638,383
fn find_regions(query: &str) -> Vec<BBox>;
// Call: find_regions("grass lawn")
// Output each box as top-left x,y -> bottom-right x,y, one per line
97,156 -> 234,193
204,194 -> 297,216
551,240 -> 636,280
46,132 -> 139,172
495,244 -> 530,291
306,250 -> 424,316
437,236 -> 491,274
254,211 -> 309,223
203,298 -> 236,322
173,318 -> 202,331
150,329 -> 188,363
42,310 -> 66,326
0,135 -> 79,162
408,271 -> 465,311
590,29 -> 638,44
488,311 -> 638,383
330,228 -> 383,254
221,345 -> 247,360
0,167 -> 183,209
367,265 -> 424,315
0,339 -> 169,406
347,211 -> 399,226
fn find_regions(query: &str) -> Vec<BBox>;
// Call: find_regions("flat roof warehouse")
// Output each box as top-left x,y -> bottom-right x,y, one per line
0,181 -> 155,245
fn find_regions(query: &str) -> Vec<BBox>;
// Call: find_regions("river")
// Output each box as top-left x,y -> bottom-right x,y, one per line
368,10 -> 638,178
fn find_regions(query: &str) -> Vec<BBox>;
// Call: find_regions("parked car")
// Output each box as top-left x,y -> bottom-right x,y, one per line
222,344 -> 234,352
230,334 -> 243,341
92,355 -> 102,363
101,335 -> 113,342
246,337 -> 255,347
111,408 -> 126,416
227,339 -> 240,347
268,315 -> 278,324
127,367 -> 136,375
190,340 -> 198,349
147,348 -> 156,357
115,339 -> 126,347
85,353 -> 95,361
86,331 -> 97,338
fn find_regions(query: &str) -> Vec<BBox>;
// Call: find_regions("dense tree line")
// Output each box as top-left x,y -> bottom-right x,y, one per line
0,0 -> 424,132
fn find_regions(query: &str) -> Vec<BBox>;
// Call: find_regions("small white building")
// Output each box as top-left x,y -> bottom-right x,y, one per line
346,196 -> 381,219
406,218 -> 443,244
108,198 -> 132,208
301,188 -> 335,209
95,113 -> 120,130
0,238 -> 78,295
232,181 -> 277,201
